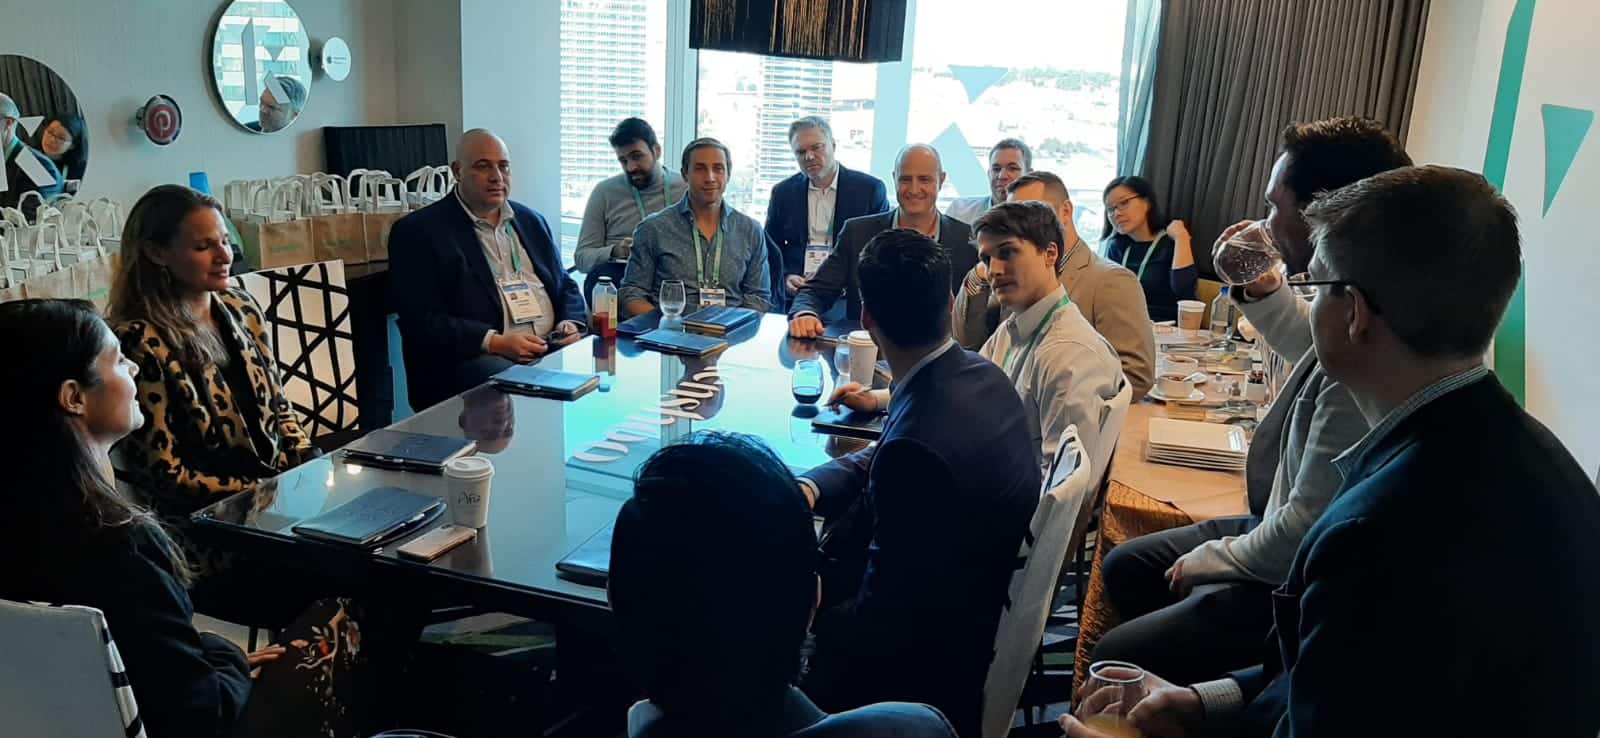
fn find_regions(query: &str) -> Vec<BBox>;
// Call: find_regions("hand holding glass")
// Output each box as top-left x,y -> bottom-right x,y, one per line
1077,661 -> 1148,738
1214,221 -> 1282,286
660,280 -> 687,318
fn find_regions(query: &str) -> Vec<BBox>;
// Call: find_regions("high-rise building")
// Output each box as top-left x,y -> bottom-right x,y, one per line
559,0 -> 653,219
749,57 -> 833,216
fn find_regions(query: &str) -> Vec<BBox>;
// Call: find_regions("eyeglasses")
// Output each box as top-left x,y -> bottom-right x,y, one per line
1105,195 -> 1143,214
1290,277 -> 1383,314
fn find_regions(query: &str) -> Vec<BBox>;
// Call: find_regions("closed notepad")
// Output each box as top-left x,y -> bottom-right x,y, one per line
810,407 -> 888,441
682,306 -> 759,336
616,310 -> 662,337
490,365 -> 601,400
290,487 -> 444,547
634,328 -> 729,357
555,524 -> 613,587
341,430 -> 477,473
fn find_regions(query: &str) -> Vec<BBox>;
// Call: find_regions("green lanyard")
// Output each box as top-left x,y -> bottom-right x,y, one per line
4,136 -> 19,161
1002,295 -> 1072,381
631,173 -> 671,220
1120,233 -> 1163,281
486,220 -> 521,278
692,222 -> 724,288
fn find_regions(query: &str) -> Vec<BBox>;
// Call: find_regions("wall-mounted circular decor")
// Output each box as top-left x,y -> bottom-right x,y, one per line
136,95 -> 184,146
210,0 -> 314,135
319,37 -> 351,82
0,54 -> 88,200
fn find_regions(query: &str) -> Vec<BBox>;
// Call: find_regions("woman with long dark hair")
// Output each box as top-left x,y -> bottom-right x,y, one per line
32,113 -> 88,182
0,299 -> 364,738
1100,176 -> 1197,322
107,185 -> 314,535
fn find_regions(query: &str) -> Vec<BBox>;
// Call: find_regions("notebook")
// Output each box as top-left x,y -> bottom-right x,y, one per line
616,310 -> 662,337
634,328 -> 729,357
555,524 -> 613,587
490,364 -> 601,401
810,406 -> 888,441
683,306 -> 760,336
290,487 -> 445,547
341,430 -> 478,473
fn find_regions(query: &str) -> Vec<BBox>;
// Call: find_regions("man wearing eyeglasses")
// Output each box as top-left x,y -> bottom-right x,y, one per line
0,92 -> 64,216
389,128 -> 589,411
1086,117 -> 1412,687
764,116 -> 889,304
1066,166 -> 1600,738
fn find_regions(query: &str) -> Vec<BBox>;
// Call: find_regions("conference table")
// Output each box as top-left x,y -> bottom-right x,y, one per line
192,314 -> 851,630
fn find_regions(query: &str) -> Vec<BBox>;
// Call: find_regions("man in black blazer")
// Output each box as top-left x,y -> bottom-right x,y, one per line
788,144 -> 977,337
389,128 -> 588,411
764,116 -> 890,303
1064,167 -> 1600,738
797,229 -> 1039,738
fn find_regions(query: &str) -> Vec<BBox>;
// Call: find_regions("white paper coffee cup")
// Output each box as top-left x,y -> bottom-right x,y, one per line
1176,300 -> 1206,331
445,456 -> 495,528
846,330 -> 878,386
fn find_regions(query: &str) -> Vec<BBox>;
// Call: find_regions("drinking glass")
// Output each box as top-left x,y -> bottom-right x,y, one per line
1214,221 -> 1282,286
660,280 -> 687,318
1079,661 -> 1148,738
792,358 -> 824,405
833,344 -> 852,382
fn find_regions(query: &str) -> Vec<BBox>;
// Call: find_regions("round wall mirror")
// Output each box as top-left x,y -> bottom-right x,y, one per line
0,54 -> 85,205
210,0 -> 313,134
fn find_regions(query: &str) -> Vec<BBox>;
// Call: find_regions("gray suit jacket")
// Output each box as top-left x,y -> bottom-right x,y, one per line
1176,287 -> 1368,587
953,242 -> 1156,398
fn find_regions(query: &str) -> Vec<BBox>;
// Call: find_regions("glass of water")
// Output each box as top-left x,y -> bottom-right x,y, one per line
1214,221 -> 1282,286
660,280 -> 687,318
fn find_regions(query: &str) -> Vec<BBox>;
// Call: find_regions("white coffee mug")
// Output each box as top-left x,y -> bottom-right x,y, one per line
1157,373 -> 1197,398
445,456 -> 495,528
846,330 -> 878,387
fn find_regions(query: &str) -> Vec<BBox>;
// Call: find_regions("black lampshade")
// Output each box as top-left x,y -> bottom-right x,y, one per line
690,0 -> 908,63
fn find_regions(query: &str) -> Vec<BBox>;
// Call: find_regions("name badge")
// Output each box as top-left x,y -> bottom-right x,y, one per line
500,279 -> 544,324
698,287 -> 727,309
803,243 -> 831,279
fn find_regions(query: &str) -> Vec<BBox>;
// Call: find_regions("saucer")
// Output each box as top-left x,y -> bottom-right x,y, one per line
1150,387 -> 1206,403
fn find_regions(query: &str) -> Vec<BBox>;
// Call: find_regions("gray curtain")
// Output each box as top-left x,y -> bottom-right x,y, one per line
1116,0 -> 1164,176
1141,0 -> 1429,274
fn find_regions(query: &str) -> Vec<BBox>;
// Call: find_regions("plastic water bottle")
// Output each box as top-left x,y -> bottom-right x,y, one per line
1210,286 -> 1235,340
592,276 -> 618,337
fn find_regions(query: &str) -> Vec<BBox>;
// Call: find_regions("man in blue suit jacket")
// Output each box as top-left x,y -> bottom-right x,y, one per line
1064,168 -> 1600,738
764,116 -> 890,303
797,229 -> 1039,738
389,129 -> 588,411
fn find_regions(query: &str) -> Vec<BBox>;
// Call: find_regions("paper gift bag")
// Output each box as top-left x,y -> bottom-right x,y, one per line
238,217 -> 315,269
22,263 -> 77,300
361,211 -> 402,262
311,212 -> 370,266
75,248 -> 118,311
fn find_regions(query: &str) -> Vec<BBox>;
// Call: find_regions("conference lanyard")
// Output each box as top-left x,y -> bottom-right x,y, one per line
893,208 -> 941,242
692,222 -> 724,288
1002,295 -> 1072,382
631,174 -> 671,220
1120,233 -> 1163,282
485,220 -> 521,277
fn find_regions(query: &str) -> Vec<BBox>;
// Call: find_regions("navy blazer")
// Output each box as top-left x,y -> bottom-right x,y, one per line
1231,375 -> 1600,738
764,165 -> 890,276
789,212 -> 977,322
804,344 -> 1038,736
388,194 -> 587,410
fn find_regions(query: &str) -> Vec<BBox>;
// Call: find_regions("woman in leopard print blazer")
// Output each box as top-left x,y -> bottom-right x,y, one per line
106,185 -> 315,530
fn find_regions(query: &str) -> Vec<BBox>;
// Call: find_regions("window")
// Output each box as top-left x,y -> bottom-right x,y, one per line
695,51 -> 879,224
558,0 -> 669,262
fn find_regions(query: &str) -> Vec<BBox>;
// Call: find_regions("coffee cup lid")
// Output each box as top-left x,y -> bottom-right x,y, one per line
445,455 -> 495,480
847,330 -> 874,345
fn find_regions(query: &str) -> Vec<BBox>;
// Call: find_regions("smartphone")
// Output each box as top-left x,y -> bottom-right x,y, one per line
397,524 -> 478,562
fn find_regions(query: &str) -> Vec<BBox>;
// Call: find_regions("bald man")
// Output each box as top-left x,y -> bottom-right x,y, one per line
389,128 -> 588,411
1,92 -> 64,215
788,144 -> 977,336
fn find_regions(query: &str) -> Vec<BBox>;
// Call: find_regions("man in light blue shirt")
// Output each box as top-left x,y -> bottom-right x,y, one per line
620,137 -> 773,316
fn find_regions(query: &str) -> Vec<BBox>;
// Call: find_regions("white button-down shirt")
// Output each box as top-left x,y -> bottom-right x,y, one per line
807,173 -> 839,245
456,191 -> 556,344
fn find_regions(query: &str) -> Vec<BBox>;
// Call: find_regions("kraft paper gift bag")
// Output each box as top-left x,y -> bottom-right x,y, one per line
311,212 -> 370,266
238,182 -> 316,269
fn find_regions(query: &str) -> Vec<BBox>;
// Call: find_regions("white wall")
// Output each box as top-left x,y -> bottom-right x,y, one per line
1408,0 -> 1600,477
1,0 -> 412,206
457,0 -> 562,219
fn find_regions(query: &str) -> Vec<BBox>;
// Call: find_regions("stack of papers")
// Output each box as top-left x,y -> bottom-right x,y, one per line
1145,417 -> 1249,471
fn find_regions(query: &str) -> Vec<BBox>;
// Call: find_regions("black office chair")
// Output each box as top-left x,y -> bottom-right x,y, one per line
766,239 -> 786,314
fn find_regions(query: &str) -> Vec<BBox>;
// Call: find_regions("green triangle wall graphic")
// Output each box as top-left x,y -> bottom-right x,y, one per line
1541,104 -> 1593,215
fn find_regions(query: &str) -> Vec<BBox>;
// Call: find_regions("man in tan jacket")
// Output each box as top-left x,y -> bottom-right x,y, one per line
952,172 -> 1155,398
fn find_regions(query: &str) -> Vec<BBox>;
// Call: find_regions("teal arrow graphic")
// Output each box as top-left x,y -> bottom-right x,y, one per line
1540,104 -> 1593,215
949,65 -> 1008,104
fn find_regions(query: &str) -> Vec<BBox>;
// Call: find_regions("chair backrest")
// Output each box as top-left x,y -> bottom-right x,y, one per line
0,599 -> 146,738
1085,380 -> 1134,498
765,238 -> 786,314
981,427 -> 1094,738
230,259 -> 360,438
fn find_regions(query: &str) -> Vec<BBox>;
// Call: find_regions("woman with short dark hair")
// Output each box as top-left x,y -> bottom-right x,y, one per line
32,113 -> 88,182
1101,175 -> 1197,321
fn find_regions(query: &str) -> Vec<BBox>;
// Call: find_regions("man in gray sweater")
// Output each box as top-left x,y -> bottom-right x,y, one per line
1087,117 -> 1412,685
573,118 -> 682,283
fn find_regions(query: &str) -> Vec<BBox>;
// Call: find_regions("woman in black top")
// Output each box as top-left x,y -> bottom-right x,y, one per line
1100,176 -> 1197,322
32,113 -> 88,183
0,299 -> 364,738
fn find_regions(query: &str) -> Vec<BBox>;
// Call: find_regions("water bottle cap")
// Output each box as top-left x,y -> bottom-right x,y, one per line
598,276 -> 613,283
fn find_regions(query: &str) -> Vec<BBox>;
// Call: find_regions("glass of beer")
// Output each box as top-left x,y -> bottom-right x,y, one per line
1080,660 -> 1148,738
